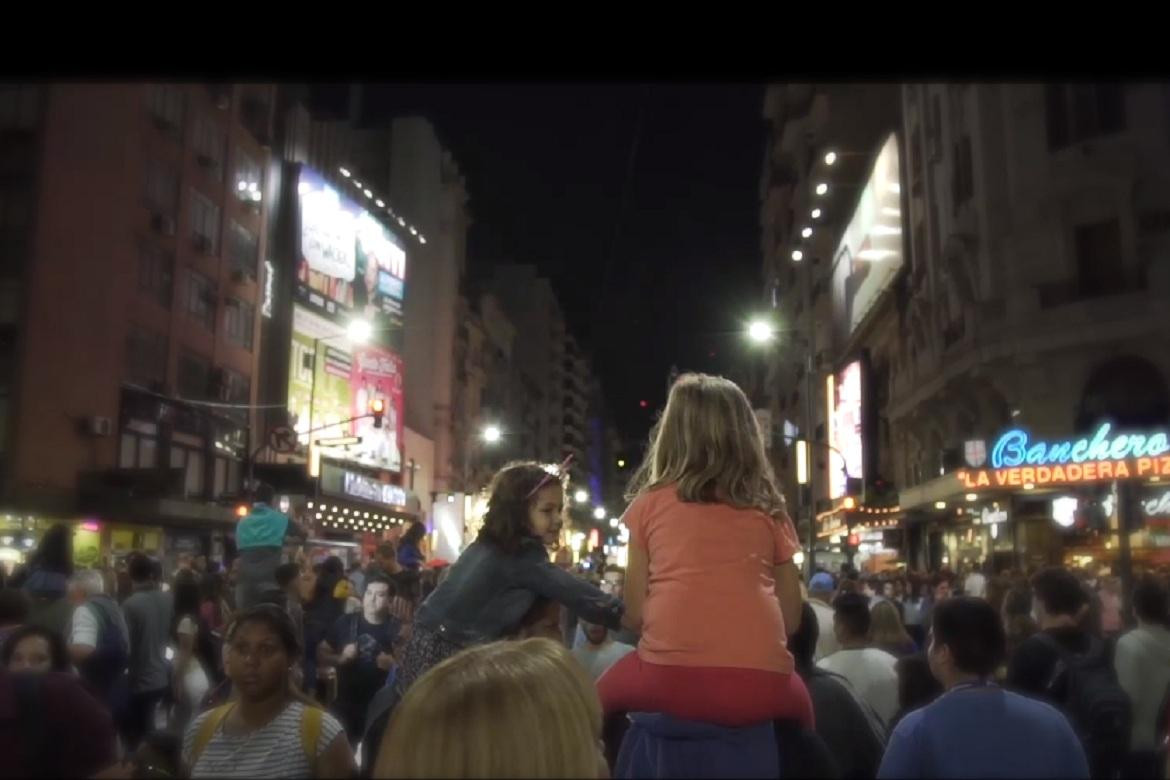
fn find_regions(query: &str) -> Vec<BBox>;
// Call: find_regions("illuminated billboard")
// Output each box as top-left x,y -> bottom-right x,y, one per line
296,166 -> 405,349
288,305 -> 404,474
830,133 -> 903,346
826,360 -> 865,499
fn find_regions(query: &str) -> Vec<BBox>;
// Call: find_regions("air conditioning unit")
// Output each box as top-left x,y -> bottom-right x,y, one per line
193,234 -> 212,254
88,417 -> 113,437
151,214 -> 175,236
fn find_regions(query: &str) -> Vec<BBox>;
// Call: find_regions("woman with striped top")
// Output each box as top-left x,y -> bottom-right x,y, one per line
182,605 -> 355,779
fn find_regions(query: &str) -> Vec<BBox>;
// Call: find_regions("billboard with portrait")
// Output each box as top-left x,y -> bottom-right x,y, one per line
296,166 -> 406,350
829,133 -> 904,348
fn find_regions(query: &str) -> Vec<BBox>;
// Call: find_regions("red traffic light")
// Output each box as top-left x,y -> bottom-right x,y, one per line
370,398 -> 385,428
639,400 -> 649,409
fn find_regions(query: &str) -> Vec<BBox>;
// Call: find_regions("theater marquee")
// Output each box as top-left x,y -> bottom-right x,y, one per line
959,423 -> 1170,489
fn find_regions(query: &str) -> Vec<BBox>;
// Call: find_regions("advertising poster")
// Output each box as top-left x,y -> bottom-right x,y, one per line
830,133 -> 904,348
288,305 -> 405,474
289,306 -> 356,446
350,345 -> 404,473
296,166 -> 406,351
828,360 -> 865,499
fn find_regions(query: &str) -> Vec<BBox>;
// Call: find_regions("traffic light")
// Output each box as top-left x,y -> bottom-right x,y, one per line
370,398 -> 385,428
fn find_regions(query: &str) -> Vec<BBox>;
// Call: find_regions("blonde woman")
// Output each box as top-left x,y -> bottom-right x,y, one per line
373,638 -> 606,778
869,599 -> 918,658
599,373 -> 811,728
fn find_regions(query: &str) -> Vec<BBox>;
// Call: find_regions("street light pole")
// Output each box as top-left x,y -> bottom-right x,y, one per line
802,343 -> 817,579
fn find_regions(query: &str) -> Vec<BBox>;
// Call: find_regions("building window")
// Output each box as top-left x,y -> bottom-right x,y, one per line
169,435 -> 205,498
178,350 -> 211,400
233,151 -> 262,204
224,297 -> 254,351
193,116 -> 225,181
125,326 -> 167,388
951,135 -> 974,214
147,84 -> 185,136
0,85 -> 42,131
185,270 -> 216,331
0,189 -> 30,272
143,160 -> 179,219
227,220 -> 258,279
138,243 -> 173,309
1046,84 -> 1126,150
1075,219 -> 1126,298
189,189 -> 220,254
119,422 -> 161,470
221,367 -> 250,426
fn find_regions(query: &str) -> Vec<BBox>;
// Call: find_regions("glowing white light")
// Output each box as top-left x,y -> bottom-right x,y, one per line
748,320 -> 775,343
237,181 -> 247,192
881,207 -> 901,217
376,199 -> 385,208
857,248 -> 897,261
966,493 -> 977,502
347,319 -> 373,344
574,489 -> 589,504
815,183 -> 828,196
339,167 -> 351,177
888,182 -> 901,194
1053,496 -> 1078,527
593,507 -> 607,521
363,189 -> 373,199
801,227 -> 813,239
791,250 -> 803,262
482,425 -> 502,444
824,151 -> 837,166
811,208 -> 822,219
609,518 -> 619,528
419,235 -> 427,244
793,550 -> 806,567
298,182 -> 311,195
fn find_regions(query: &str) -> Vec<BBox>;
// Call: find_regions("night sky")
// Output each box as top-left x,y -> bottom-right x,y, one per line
329,84 -> 766,445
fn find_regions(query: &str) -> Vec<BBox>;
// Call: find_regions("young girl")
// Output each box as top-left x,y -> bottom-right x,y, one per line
391,459 -> 622,699
598,373 -> 812,728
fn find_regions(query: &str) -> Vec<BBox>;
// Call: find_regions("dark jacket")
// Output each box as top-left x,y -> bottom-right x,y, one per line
414,537 -> 623,647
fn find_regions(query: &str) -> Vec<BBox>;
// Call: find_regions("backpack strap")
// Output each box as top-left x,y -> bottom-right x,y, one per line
190,703 -> 234,769
301,704 -> 324,776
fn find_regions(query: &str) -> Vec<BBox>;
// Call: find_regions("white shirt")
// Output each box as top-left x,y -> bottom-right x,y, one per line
70,604 -> 100,647
817,647 -> 900,727
573,640 -> 635,681
964,572 -> 987,599
809,599 -> 840,662
183,701 -> 345,779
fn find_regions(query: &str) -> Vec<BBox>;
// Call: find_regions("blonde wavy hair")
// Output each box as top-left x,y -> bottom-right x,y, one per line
374,638 -> 604,778
626,372 -> 787,517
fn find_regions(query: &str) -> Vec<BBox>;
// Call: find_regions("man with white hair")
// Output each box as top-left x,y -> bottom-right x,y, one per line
68,568 -> 130,715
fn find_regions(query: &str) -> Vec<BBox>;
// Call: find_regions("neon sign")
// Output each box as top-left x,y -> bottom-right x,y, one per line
960,423 -> 1170,490
991,423 -> 1170,469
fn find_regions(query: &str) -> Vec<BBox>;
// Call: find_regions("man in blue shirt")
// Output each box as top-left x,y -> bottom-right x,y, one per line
878,597 -> 1089,779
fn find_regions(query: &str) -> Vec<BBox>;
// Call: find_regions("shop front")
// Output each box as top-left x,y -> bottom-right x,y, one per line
815,500 -> 904,573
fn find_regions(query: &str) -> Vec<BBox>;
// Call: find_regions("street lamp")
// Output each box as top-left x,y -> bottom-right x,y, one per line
465,423 -> 502,493
747,319 -> 775,344
746,319 -> 817,577
593,507 -> 606,521
574,489 -> 589,504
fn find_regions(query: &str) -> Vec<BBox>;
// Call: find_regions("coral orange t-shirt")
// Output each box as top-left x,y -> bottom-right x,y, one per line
625,485 -> 798,674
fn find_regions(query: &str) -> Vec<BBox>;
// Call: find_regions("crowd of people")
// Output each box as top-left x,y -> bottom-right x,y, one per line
2,370 -> 1170,778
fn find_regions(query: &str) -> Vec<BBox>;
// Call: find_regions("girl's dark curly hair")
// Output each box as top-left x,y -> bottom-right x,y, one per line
477,461 -> 566,554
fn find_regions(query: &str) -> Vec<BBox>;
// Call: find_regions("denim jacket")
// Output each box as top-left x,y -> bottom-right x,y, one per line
414,537 -> 624,647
